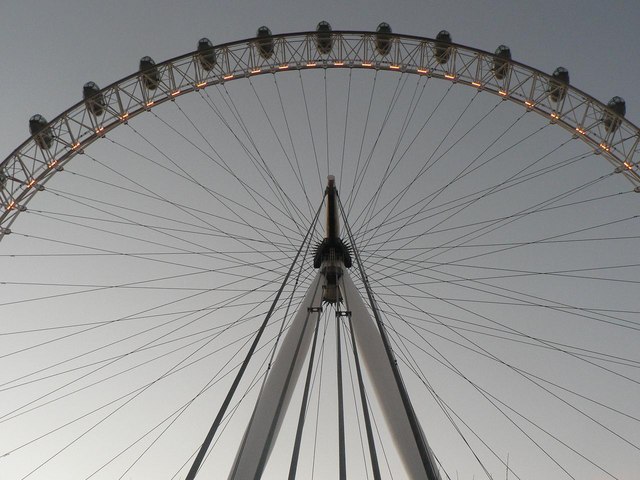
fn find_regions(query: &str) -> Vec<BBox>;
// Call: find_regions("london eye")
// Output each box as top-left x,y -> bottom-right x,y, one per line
1,23 -> 639,479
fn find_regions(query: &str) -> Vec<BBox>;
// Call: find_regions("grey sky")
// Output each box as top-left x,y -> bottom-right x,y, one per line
2,0 -> 639,157
1,1 -> 639,479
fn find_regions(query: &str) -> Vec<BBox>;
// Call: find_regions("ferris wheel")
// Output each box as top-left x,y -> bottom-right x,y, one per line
1,23 -> 639,480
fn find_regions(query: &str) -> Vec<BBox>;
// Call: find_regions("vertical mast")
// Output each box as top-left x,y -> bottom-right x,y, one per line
314,175 -> 352,304
325,175 -> 340,240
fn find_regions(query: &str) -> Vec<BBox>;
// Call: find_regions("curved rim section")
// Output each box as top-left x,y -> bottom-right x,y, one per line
1,30 -> 639,239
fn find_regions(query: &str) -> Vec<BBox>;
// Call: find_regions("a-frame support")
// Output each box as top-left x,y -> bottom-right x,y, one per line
228,273 -> 324,479
340,271 -> 441,480
220,175 -> 442,479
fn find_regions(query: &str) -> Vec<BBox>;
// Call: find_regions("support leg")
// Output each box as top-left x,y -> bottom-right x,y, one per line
228,273 -> 324,479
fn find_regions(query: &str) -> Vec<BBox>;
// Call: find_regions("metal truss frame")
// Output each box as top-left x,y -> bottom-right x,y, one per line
2,30 -> 639,239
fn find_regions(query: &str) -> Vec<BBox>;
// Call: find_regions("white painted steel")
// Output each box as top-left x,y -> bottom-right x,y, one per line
228,273 -> 323,480
341,270 -> 442,480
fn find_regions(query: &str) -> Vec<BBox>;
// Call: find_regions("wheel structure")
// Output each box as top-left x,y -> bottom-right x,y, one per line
1,28 -> 639,480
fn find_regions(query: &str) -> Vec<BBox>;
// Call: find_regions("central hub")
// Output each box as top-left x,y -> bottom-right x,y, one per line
313,175 -> 352,303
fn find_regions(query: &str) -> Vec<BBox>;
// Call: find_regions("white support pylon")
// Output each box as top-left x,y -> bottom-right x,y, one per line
341,266 -> 442,480
228,273 -> 324,480
227,175 -> 441,479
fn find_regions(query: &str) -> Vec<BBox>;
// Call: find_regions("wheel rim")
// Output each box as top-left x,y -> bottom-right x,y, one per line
1,31 -> 639,479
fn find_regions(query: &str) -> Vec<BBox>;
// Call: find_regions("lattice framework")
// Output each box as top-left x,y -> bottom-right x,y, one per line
2,30 -> 639,237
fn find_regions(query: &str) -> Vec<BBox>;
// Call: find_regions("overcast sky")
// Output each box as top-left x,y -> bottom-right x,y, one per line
1,0 -> 639,157
1,1 -> 639,479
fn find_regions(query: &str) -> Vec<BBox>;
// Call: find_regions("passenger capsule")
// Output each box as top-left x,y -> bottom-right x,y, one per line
493,45 -> 511,80
548,67 -> 569,103
197,38 -> 216,71
29,114 -> 53,150
316,21 -> 333,54
375,22 -> 392,56
256,26 -> 274,59
603,96 -> 626,133
434,30 -> 452,64
139,56 -> 160,90
83,82 -> 106,116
